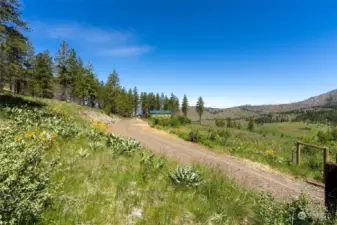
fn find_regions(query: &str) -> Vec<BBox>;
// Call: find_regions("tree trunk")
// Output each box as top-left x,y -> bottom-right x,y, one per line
0,80 -> 4,93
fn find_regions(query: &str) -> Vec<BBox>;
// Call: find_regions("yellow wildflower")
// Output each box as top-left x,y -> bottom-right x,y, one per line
25,131 -> 35,139
264,149 -> 275,155
92,121 -> 107,131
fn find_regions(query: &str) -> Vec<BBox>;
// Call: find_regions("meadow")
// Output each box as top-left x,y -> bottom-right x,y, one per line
149,116 -> 337,182
1,94 -> 336,224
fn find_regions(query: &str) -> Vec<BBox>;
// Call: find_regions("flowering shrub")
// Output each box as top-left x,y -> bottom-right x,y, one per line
0,104 -> 144,224
0,119 -> 54,224
91,121 -> 107,131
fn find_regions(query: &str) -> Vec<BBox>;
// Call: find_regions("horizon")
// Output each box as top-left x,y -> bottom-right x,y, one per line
23,0 -> 337,108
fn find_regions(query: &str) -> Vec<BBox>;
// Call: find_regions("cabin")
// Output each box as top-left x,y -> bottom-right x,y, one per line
148,110 -> 171,117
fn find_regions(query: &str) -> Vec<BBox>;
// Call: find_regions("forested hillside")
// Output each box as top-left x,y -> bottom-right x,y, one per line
0,1 -> 184,117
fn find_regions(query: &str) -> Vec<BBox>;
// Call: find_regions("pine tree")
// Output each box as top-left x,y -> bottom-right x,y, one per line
133,87 -> 139,116
148,92 -> 156,110
0,0 -> 28,92
104,70 -> 120,114
55,41 -> 71,100
155,93 -> 161,110
86,62 -> 99,107
127,88 -> 134,116
23,41 -> 35,95
160,93 -> 165,110
182,94 -> 189,117
73,57 -> 88,105
169,93 -> 180,116
141,92 -> 149,115
163,96 -> 170,110
33,50 -> 54,98
67,48 -> 80,99
248,119 -> 255,131
196,96 -> 205,124
116,88 -> 128,116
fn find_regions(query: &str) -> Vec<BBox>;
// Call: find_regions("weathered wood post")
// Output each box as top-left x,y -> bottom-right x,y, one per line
324,148 -> 329,182
296,142 -> 301,165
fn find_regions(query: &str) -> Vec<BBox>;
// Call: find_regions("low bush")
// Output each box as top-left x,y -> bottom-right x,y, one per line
177,116 -> 191,125
169,166 -> 203,187
149,116 -> 191,128
208,129 -> 219,141
188,129 -> 201,142
218,129 -> 231,139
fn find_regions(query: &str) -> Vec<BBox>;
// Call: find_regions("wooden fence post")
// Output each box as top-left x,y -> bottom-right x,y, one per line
324,148 -> 329,182
296,142 -> 301,165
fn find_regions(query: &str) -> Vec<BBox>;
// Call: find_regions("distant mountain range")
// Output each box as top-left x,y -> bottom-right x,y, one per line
187,89 -> 337,121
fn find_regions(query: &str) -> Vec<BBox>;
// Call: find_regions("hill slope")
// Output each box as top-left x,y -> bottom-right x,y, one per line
187,89 -> 337,120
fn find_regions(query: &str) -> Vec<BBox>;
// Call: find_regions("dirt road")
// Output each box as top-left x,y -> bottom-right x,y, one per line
108,119 -> 324,201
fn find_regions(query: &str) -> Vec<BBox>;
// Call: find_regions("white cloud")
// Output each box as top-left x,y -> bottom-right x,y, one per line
99,46 -> 152,56
30,21 -> 151,57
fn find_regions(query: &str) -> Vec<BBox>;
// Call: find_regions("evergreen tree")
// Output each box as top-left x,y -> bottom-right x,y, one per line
141,92 -> 149,115
182,94 -> 189,117
127,88 -> 134,116
116,88 -> 128,116
160,93 -> 165,110
148,92 -> 156,110
169,93 -> 179,116
104,70 -> 120,114
248,119 -> 255,131
0,0 -> 28,92
163,96 -> 170,110
32,50 -> 54,98
133,87 -> 139,116
196,96 -> 205,124
55,41 -> 71,100
22,41 -> 35,95
67,48 -> 80,99
155,93 -> 161,110
86,62 -> 99,107
73,57 -> 88,105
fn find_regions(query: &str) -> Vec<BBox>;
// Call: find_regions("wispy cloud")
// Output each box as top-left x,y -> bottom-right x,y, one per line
30,21 -> 152,56
99,46 -> 153,56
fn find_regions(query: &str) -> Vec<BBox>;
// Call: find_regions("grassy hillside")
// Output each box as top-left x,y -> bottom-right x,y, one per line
2,94 -> 335,224
188,89 -> 337,121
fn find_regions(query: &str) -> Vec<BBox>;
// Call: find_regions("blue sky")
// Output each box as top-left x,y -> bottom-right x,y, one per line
23,0 -> 337,108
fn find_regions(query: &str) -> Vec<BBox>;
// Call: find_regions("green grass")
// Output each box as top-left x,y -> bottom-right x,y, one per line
152,120 -> 335,182
42,138 -> 257,224
2,94 -> 334,224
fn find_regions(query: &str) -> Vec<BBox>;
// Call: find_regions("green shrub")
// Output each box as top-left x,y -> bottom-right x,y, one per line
208,129 -> 218,141
177,116 -> 191,125
188,130 -> 201,142
169,117 -> 181,127
169,166 -> 203,187
217,129 -> 231,139
215,119 -> 226,127
255,193 -> 331,224
307,157 -> 322,171
149,116 -> 190,128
